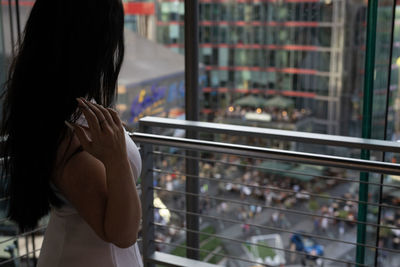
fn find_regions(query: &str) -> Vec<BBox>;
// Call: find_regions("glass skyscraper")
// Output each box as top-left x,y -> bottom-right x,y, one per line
126,0 -> 361,136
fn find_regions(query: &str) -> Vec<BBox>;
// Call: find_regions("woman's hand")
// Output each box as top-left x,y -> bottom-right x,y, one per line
65,98 -> 127,165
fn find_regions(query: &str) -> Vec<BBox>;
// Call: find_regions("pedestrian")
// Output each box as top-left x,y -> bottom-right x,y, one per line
264,188 -> 273,206
221,202 -> 228,213
272,211 -> 279,227
279,213 -> 290,229
313,217 -> 320,234
338,220 -> 345,236
241,223 -> 250,235
0,1 -> 143,266
256,206 -> 262,214
321,215 -> 329,234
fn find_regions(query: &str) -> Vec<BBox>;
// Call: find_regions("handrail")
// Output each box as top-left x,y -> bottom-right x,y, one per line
132,132 -> 400,176
138,116 -> 400,153
148,252 -> 222,267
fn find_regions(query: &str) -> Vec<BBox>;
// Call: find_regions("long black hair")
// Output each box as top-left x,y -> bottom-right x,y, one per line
0,0 -> 125,231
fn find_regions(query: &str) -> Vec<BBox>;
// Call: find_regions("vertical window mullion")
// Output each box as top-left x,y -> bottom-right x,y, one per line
0,3 -> 5,87
184,0 -> 200,260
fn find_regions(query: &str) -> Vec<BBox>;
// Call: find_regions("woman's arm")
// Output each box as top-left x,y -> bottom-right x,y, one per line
103,156 -> 141,247
60,98 -> 141,248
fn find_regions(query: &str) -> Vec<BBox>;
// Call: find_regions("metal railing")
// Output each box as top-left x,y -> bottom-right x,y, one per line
0,116 -> 400,266
134,116 -> 400,267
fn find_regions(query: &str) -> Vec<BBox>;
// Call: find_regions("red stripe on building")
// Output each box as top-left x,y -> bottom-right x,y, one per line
166,43 -> 183,48
285,0 -> 319,3
166,43 -> 327,52
203,88 -> 316,98
205,66 -> 228,71
158,20 -> 327,28
281,68 -> 317,75
198,44 -> 322,51
283,21 -> 319,27
265,90 -> 277,95
267,67 -> 318,75
0,1 -> 155,15
202,109 -> 213,114
201,21 -> 214,26
124,3 -> 155,15
1,0 -> 34,6
205,66 -> 319,74
233,89 -> 249,93
203,87 -> 229,93
200,44 -> 213,48
233,89 -> 263,93
282,91 -> 316,98
159,0 -> 323,2
279,45 -> 320,51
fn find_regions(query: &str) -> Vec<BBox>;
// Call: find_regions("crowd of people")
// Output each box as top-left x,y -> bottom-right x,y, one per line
148,149 -> 400,265
379,207 -> 400,250
224,106 -> 311,123
312,194 -> 358,237
151,153 -> 350,240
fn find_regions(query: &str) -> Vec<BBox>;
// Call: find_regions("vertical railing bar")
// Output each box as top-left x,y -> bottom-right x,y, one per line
14,0 -> 21,45
0,0 -> 6,87
375,0 -> 398,265
24,235 -> 30,267
140,123 -> 155,267
356,0 -> 379,265
31,232 -> 37,266
184,0 -> 200,260
7,0 -> 15,57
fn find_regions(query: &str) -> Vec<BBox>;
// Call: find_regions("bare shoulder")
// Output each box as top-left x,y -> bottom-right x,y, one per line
56,150 -> 106,192
53,130 -> 106,193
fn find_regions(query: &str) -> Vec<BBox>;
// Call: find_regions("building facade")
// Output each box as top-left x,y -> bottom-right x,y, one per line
125,0 -> 357,135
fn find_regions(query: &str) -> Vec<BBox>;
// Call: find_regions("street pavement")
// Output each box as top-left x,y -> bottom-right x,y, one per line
198,179 -> 361,267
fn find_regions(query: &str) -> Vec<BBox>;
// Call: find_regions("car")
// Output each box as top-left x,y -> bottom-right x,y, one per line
290,233 -> 324,266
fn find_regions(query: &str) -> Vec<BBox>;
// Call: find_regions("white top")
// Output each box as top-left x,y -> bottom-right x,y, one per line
37,115 -> 143,267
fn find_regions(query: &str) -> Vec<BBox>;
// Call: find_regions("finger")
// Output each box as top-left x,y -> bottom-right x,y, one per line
65,121 -> 92,149
76,98 -> 101,133
81,98 -> 107,127
107,108 -> 123,128
93,103 -> 114,127
80,125 -> 92,138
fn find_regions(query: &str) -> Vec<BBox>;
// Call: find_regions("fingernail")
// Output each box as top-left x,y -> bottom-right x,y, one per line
76,98 -> 87,107
64,121 -> 75,131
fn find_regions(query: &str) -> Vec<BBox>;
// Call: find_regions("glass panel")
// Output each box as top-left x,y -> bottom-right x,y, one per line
155,1 -> 387,265
183,1 -> 360,140
376,1 -> 400,266
122,0 -> 186,126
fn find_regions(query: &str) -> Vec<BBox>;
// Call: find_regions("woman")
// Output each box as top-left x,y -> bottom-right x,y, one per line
0,0 -> 143,266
